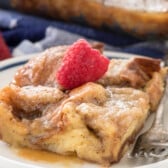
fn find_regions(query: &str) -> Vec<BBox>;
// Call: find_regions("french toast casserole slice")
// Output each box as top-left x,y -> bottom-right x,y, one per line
0,45 -> 167,165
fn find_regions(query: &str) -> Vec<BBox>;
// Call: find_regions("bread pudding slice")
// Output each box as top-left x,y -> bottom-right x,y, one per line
0,82 -> 149,165
0,45 -> 166,165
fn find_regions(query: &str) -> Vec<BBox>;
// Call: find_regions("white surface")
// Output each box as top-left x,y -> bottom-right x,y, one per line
0,51 -> 168,168
101,0 -> 168,12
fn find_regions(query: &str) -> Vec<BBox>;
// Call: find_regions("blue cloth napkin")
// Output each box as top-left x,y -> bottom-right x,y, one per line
0,9 -> 167,59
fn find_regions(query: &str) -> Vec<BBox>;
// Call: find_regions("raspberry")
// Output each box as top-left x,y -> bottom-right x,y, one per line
0,33 -> 11,60
56,39 -> 110,89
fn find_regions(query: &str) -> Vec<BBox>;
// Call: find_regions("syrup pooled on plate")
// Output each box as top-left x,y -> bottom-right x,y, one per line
15,147 -> 83,166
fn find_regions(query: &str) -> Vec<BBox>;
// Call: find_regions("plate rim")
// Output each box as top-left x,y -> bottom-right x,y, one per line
0,50 -> 148,65
0,50 -> 151,70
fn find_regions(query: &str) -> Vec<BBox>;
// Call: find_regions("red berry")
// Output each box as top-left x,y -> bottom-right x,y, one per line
0,33 -> 11,60
56,39 -> 110,89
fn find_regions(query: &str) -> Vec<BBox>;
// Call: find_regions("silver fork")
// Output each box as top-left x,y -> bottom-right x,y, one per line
130,71 -> 168,158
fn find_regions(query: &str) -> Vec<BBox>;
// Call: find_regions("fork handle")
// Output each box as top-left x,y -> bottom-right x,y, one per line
153,75 -> 168,126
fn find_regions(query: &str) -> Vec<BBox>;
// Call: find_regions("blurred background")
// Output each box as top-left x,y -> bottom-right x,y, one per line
0,0 -> 168,61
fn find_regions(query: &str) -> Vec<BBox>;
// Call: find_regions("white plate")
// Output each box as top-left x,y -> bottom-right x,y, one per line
0,51 -> 167,168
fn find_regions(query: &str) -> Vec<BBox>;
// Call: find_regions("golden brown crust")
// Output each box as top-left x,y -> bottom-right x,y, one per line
133,57 -> 161,77
11,0 -> 168,38
121,57 -> 161,87
13,46 -> 68,87
98,57 -> 161,88
145,68 -> 168,111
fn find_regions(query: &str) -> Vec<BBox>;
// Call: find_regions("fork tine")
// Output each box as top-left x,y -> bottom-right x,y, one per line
149,152 -> 168,158
130,140 -> 168,158
129,69 -> 168,159
149,146 -> 168,158
130,135 -> 144,156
